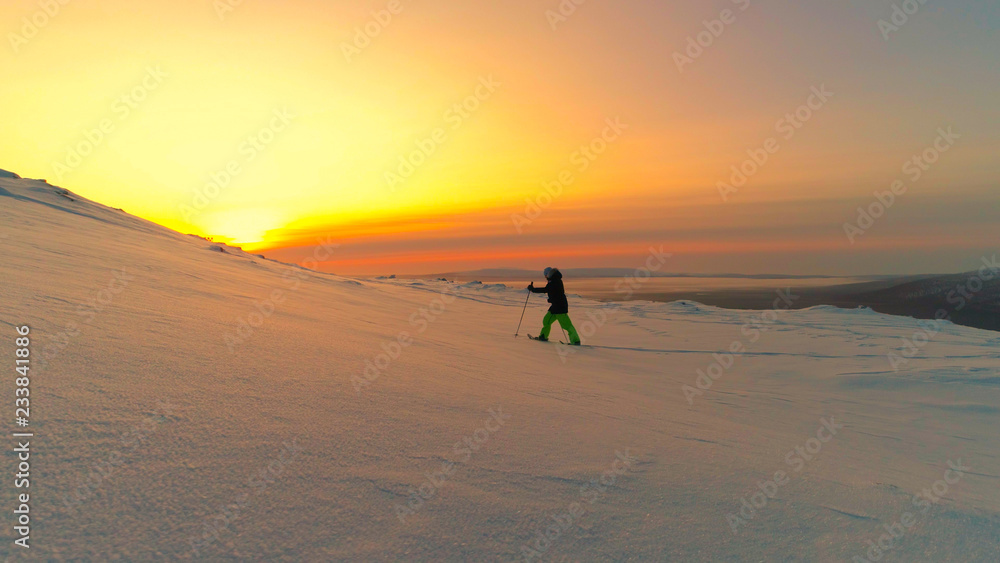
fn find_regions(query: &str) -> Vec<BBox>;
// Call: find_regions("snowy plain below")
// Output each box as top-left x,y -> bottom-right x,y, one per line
1,171 -> 999,561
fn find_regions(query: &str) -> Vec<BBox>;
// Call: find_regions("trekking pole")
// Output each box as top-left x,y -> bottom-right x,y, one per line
514,290 -> 531,337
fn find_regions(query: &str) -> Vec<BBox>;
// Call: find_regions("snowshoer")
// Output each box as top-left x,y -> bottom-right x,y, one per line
528,267 -> 582,345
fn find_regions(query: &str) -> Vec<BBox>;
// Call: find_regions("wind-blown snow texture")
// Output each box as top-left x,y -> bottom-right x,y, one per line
1,173 -> 998,561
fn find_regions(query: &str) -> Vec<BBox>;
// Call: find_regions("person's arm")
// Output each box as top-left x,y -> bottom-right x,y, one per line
528,281 -> 549,293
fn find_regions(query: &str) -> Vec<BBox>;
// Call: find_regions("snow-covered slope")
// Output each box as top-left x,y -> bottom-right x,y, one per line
1,173 -> 998,561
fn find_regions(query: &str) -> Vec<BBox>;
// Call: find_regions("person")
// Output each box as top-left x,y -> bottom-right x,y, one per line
527,267 -> 581,345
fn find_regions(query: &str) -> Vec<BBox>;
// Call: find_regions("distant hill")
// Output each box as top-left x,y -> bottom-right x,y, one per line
844,269 -> 1000,332
581,269 -> 1000,333
418,267 -> 880,281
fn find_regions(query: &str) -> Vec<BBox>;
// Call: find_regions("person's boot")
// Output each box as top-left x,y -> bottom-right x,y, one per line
536,334 -> 548,341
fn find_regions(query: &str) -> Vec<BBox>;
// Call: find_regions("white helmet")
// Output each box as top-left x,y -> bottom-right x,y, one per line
543,267 -> 553,279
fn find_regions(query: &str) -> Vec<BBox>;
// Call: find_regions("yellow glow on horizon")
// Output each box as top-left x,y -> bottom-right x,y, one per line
200,208 -> 285,247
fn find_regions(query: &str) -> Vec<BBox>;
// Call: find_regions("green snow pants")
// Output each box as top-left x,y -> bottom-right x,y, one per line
540,312 -> 581,344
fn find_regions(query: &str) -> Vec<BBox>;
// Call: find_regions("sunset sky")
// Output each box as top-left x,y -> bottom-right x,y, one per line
2,0 -> 997,275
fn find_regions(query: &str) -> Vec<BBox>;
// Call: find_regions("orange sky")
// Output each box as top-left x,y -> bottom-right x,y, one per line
1,0 -> 997,274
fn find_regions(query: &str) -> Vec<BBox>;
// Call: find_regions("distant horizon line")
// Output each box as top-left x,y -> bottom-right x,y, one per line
335,268 -> 929,281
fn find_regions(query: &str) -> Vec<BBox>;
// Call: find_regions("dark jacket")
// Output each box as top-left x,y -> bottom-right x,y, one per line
530,269 -> 569,314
